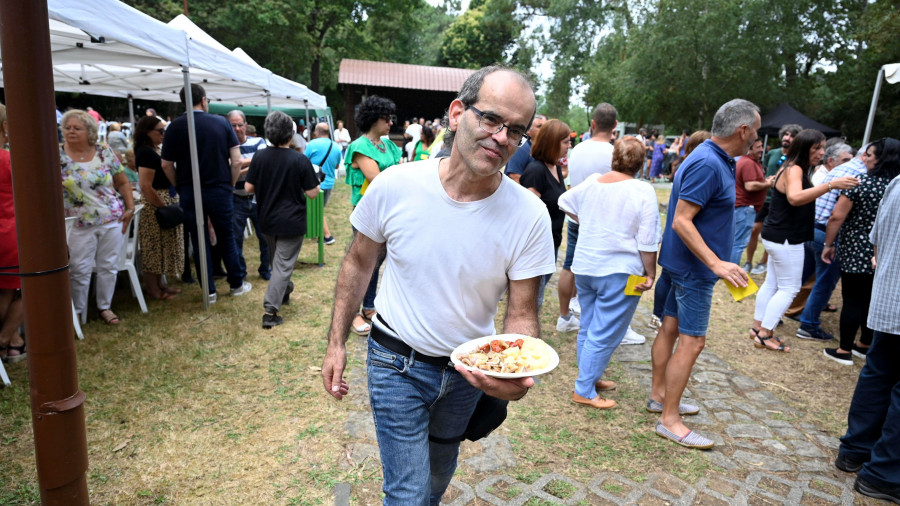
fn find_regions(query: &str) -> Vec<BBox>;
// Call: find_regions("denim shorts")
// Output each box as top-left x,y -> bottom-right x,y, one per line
322,188 -> 332,206
662,270 -> 718,337
562,221 -> 578,270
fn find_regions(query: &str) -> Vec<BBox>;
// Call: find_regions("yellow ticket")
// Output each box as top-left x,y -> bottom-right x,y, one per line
724,277 -> 758,301
624,275 -> 647,296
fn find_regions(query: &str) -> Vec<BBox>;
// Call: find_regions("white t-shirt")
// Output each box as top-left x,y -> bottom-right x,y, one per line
811,166 -> 829,186
334,127 -> 351,148
567,139 -> 614,187
558,177 -> 661,277
351,159 -> 555,357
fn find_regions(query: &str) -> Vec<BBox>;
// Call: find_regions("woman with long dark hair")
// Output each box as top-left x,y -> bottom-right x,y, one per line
750,129 -> 859,352
821,138 -> 900,364
344,96 -> 402,335
135,116 -> 184,300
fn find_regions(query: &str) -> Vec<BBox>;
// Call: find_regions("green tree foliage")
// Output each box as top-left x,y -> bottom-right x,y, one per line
439,0 -> 522,69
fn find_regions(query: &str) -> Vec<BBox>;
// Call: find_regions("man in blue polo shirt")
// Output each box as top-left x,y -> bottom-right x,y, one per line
650,99 -> 758,450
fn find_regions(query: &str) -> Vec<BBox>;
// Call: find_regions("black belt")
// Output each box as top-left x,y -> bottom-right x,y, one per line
814,222 -> 827,231
369,317 -> 451,367
234,194 -> 253,199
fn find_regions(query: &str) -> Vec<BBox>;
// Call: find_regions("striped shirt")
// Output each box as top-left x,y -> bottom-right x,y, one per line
814,157 -> 866,224
867,174 -> 900,334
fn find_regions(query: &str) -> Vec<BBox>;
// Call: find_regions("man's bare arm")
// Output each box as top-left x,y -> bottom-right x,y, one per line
322,233 -> 385,400
161,159 -> 177,187
229,146 -> 242,186
671,199 -> 748,287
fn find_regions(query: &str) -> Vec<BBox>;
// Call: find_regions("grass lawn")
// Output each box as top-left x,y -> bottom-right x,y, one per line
0,182 -> 864,504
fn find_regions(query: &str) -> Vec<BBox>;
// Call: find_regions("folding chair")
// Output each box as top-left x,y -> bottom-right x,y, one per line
65,217 -> 84,339
80,204 -> 148,324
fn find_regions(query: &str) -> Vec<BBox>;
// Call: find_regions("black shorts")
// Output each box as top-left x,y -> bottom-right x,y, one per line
755,202 -> 770,223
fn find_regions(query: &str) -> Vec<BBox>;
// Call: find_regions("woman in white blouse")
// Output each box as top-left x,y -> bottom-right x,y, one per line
558,136 -> 661,409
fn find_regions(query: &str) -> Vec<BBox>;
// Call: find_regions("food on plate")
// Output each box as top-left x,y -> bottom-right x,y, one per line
455,337 -> 551,374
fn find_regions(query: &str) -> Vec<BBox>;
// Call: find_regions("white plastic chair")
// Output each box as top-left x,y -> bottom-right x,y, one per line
80,205 -> 147,324
65,217 -> 84,340
0,350 -> 9,386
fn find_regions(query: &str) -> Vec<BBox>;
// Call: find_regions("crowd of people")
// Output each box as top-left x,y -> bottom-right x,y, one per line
1,63 -> 898,504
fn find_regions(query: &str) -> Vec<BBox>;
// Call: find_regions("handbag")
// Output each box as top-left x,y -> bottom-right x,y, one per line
428,394 -> 509,444
155,204 -> 184,229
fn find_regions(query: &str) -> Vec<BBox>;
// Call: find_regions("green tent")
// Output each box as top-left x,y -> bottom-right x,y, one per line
208,102 -> 331,119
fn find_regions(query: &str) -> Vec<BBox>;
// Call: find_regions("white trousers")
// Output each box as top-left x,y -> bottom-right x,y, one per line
69,221 -> 124,316
754,238 -> 804,330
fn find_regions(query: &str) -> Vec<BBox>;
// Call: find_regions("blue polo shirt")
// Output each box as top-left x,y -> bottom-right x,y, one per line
659,139 -> 736,280
505,139 -> 534,177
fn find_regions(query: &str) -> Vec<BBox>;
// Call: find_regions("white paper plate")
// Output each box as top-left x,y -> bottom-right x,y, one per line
450,334 -> 559,378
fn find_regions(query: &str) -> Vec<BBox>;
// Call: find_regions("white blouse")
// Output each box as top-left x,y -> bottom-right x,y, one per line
558,175 -> 661,277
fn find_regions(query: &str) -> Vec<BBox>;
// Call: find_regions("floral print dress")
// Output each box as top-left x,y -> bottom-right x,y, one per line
60,145 -> 125,227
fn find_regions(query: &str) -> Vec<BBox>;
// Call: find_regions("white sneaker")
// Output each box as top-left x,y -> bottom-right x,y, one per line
649,315 -> 662,329
569,297 -> 581,316
230,281 -> 252,296
556,314 -> 580,332
741,262 -> 752,272
621,326 -> 646,345
208,293 -> 217,304
750,264 -> 767,275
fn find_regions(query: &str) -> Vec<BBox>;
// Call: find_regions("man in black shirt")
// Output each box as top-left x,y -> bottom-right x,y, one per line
162,84 -> 251,302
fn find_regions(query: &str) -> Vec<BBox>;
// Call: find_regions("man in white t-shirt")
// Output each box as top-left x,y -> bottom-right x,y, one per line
404,120 -> 423,161
322,65 -> 554,504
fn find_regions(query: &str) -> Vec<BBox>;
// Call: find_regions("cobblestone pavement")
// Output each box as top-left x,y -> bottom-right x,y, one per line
334,304 -> 860,505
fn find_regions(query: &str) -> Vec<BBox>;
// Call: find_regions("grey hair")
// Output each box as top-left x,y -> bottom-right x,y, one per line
443,65 -> 535,147
825,142 -> 853,163
778,123 -> 803,139
264,110 -> 295,146
61,109 -> 99,146
710,99 -> 759,138
227,110 -> 247,123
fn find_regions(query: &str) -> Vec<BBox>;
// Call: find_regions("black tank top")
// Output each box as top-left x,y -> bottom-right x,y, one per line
761,165 -> 814,244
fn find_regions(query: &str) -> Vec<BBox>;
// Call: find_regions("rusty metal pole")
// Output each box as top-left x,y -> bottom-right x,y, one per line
0,1 -> 90,504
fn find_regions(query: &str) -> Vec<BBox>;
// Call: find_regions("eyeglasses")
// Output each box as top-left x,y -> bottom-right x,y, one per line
232,123 -> 245,128
154,128 -> 166,134
382,115 -> 396,124
467,105 -> 529,147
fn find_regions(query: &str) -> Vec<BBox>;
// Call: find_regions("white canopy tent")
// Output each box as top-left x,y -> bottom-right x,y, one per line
0,0 -> 327,308
862,63 -> 900,147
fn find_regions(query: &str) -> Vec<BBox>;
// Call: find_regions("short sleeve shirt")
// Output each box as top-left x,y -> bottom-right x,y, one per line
305,138 -> 342,190
246,147 -> 320,236
134,145 -> 170,191
504,139 -> 534,177
161,111 -> 239,189
659,140 -> 736,279
60,145 -> 125,227
734,156 -> 766,210
837,174 -> 890,274
867,175 -> 900,333
343,136 -> 402,206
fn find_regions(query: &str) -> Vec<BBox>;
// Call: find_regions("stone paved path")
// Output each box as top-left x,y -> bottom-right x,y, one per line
334,303 -> 860,505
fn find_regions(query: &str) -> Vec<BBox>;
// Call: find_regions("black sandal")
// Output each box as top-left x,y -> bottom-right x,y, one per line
754,333 -> 789,353
360,309 -> 376,325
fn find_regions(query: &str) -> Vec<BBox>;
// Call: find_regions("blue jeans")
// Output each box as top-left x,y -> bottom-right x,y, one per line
663,270 -> 717,337
562,221 -> 578,270
799,226 -> 841,329
839,331 -> 900,489
179,184 -> 246,293
366,336 -> 482,505
574,273 -> 640,399
232,195 -> 270,276
730,206 -> 756,264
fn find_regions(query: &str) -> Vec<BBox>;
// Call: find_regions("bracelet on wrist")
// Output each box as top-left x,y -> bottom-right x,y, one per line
824,243 -> 834,247
827,182 -> 833,191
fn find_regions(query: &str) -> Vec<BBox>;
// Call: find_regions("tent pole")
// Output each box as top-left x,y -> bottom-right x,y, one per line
128,94 -> 136,136
862,66 -> 885,148
0,1 -> 90,502
182,66 -> 210,310
266,92 -> 271,114
763,134 -> 768,152
304,99 -> 310,137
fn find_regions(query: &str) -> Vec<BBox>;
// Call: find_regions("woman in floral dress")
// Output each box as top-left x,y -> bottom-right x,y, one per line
61,110 -> 136,325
